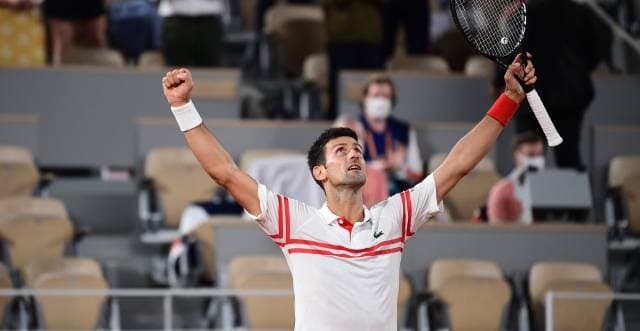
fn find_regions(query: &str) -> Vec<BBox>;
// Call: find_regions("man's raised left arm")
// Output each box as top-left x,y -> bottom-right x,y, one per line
433,55 -> 537,202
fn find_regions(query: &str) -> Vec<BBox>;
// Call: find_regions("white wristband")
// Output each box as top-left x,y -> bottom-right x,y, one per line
171,100 -> 203,132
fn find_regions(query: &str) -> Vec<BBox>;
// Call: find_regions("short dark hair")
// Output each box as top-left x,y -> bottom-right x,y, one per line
307,127 -> 359,188
512,131 -> 545,154
361,74 -> 397,106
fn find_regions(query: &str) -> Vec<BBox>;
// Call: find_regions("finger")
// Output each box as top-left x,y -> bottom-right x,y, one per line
176,71 -> 189,81
162,77 -> 171,88
526,76 -> 537,85
525,59 -> 534,73
525,67 -> 536,81
513,53 -> 522,65
167,73 -> 177,86
504,63 -> 518,80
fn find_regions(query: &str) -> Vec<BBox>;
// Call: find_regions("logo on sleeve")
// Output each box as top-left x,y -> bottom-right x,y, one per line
373,230 -> 384,239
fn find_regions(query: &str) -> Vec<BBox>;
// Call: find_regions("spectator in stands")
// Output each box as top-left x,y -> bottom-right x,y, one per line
43,0 -> 107,66
0,0 -> 46,67
158,0 -> 225,67
487,131 -> 546,224
491,0 -> 611,170
358,74 -> 424,202
382,0 -> 431,61
322,0 -> 385,119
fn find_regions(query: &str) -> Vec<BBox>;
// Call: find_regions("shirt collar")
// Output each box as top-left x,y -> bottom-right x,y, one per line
319,203 -> 372,225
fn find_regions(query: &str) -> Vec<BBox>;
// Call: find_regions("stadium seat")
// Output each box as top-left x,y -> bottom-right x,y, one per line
263,4 -> 326,77
529,262 -> 613,331
417,258 -> 514,331
0,197 -> 72,274
464,56 -> 495,77
386,55 -> 451,74
25,258 -> 108,330
140,147 -> 219,238
429,154 -> 501,220
228,256 -> 293,329
428,258 -> 503,291
438,277 -> 512,331
608,155 -> 640,235
0,145 -> 39,199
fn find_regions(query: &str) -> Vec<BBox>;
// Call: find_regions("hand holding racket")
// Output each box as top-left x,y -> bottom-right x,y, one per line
450,0 -> 563,146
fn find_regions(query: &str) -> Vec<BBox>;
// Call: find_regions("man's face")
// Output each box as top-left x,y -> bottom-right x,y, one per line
314,136 -> 366,190
514,141 -> 545,166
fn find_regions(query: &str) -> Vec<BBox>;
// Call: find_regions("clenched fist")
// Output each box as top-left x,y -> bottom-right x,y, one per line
162,68 -> 193,108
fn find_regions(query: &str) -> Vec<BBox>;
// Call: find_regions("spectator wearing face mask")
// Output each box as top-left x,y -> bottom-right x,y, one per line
487,131 -> 546,224
358,74 -> 424,200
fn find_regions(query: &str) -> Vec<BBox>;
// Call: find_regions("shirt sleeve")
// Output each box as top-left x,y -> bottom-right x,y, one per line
244,183 -> 311,244
405,174 -> 443,234
379,174 -> 442,241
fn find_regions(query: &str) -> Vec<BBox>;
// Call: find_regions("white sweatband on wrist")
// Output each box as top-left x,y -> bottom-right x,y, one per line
171,100 -> 203,132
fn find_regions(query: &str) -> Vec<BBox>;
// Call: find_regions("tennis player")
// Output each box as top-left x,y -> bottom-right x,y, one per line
162,55 -> 536,330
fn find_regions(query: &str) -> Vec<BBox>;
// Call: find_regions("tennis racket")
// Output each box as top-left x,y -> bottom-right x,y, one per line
450,0 -> 563,146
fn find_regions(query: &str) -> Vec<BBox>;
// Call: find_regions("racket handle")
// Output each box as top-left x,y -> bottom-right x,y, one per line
526,89 -> 563,147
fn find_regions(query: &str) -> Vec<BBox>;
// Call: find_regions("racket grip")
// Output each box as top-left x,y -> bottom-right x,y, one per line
526,89 -> 563,147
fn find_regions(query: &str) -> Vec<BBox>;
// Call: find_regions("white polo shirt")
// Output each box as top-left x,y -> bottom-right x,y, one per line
251,174 -> 441,331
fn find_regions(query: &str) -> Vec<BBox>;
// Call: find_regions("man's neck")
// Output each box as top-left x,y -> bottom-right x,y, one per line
325,186 -> 365,224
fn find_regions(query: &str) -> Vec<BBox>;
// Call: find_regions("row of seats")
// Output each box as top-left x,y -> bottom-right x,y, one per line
0,145 -> 110,330
221,255 -> 614,331
425,260 -> 613,331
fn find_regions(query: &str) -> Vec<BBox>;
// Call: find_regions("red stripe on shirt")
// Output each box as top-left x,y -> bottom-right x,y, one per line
285,196 -> 291,242
401,191 -> 407,243
405,190 -> 415,237
287,237 -> 403,253
287,247 -> 403,258
269,194 -> 284,240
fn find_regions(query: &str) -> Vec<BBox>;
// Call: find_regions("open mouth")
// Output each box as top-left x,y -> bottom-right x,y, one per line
347,165 -> 362,171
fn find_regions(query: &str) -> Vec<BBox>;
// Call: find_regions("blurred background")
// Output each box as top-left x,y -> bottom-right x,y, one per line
0,0 -> 639,330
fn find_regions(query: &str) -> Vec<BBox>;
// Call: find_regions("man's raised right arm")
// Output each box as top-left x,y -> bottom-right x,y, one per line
162,69 -> 260,216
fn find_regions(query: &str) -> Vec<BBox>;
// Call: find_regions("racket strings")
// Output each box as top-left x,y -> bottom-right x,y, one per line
453,0 -> 526,57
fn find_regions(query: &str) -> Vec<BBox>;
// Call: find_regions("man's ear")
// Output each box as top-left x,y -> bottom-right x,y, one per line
312,165 -> 326,182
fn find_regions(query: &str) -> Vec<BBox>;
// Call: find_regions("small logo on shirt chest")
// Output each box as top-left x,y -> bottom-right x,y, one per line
373,230 -> 384,239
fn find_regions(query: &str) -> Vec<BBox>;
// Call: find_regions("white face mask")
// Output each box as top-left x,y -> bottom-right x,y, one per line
516,153 -> 546,171
364,97 -> 392,120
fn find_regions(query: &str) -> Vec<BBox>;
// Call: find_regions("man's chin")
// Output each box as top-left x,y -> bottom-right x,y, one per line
344,173 -> 367,187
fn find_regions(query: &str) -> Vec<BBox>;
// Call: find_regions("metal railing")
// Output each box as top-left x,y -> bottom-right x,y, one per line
0,288 -> 293,331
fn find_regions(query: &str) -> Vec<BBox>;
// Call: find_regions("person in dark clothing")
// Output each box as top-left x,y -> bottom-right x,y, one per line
491,0 -> 611,170
382,0 -> 431,61
322,0 -> 386,119
43,0 -> 107,65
